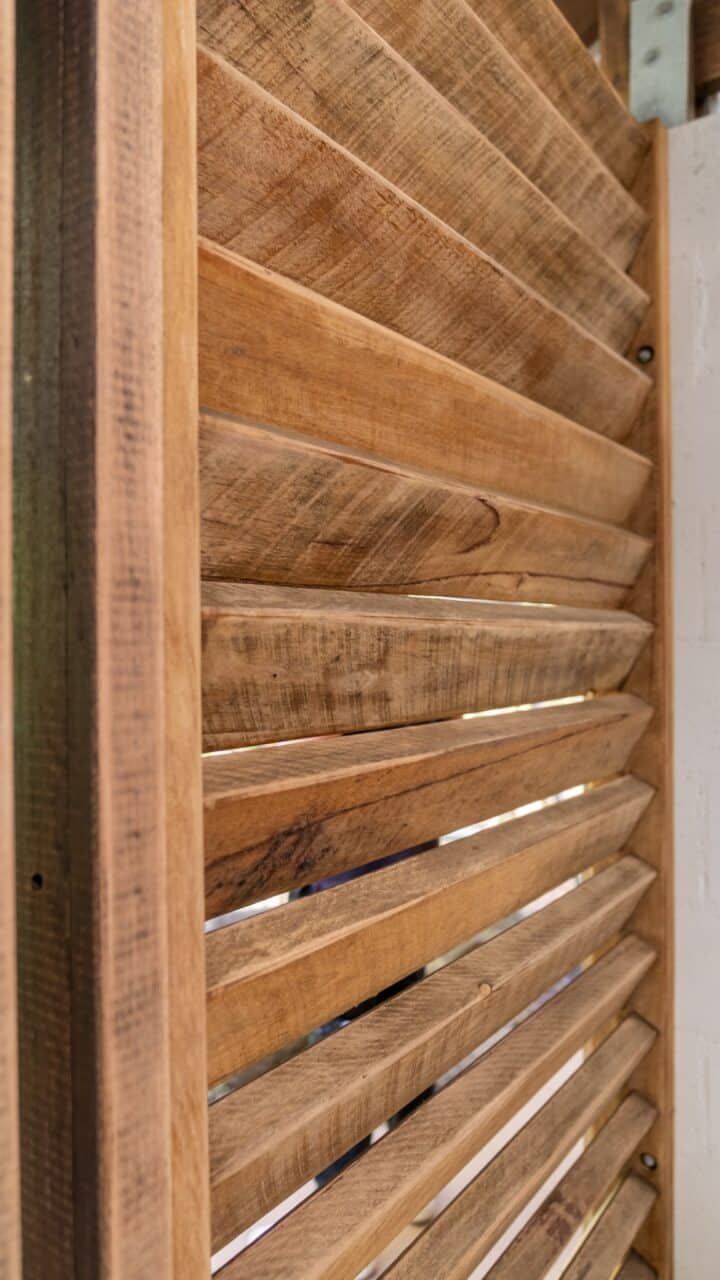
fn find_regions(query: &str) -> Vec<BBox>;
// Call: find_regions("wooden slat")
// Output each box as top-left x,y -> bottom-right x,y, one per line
197,0 -> 648,352
208,911 -> 650,1249
199,241 -> 652,526
347,0 -> 646,266
0,0 -> 19,1273
618,1252 -> 657,1280
216,939 -> 655,1276
196,48 -> 649,439
210,910 -> 653,1243
388,1021 -> 656,1280
695,0 -> 720,96
163,0 -> 210,1273
201,583 -> 652,749
622,124 -> 674,1272
200,415 -> 651,609
207,846 -> 654,1080
204,700 -> 652,914
473,0 -> 646,186
560,1176 -> 657,1280
488,1094 -> 656,1278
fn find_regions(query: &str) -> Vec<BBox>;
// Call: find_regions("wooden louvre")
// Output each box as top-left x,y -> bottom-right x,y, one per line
9,0 -> 673,1277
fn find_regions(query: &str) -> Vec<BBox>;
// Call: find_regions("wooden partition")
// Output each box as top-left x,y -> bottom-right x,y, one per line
10,2 -> 674,1276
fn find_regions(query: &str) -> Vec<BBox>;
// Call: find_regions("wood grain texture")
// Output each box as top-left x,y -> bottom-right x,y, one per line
216,939 -> 655,1276
561,1176 -> 657,1280
466,0 -> 647,187
196,47 -> 650,439
347,0 -> 646,265
199,241 -> 652,526
600,0 -> 630,103
555,0 -> 599,44
163,1 -> 210,1274
206,845 -> 654,1081
622,124 -> 674,1276
197,0 -> 648,352
0,0 -> 19,1273
695,0 -> 720,95
204,699 -> 652,915
388,1020 -> 656,1280
201,582 -> 653,749
488,1093 -> 656,1278
618,1252 -> 657,1280
14,3 -> 173,1274
210,916 -> 653,1247
200,414 -> 651,608
13,6 -> 74,1271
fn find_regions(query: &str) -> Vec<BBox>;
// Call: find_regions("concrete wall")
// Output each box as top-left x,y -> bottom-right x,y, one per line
669,112 -> 720,1279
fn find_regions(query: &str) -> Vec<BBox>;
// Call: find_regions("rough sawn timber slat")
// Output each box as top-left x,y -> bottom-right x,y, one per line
215,938 -> 655,1276
199,413 -> 651,609
199,240 -> 653,525
197,0 -> 648,352
387,1019 -> 657,1280
201,582 -> 653,748
203,699 -> 653,914
210,914 -> 654,1246
206,846 -> 654,1077
196,46 -> 650,439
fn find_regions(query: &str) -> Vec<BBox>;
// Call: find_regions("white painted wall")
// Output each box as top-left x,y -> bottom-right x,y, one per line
669,112 -> 720,1279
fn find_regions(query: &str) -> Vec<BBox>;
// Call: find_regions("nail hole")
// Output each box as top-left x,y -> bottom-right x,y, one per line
31,873 -> 44,891
641,1152 -> 658,1171
637,345 -> 655,364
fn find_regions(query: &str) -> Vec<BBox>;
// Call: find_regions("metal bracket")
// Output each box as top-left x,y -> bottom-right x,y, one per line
630,0 -> 693,127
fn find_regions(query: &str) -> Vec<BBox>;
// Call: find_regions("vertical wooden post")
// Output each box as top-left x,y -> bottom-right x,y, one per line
13,3 -> 208,1274
1,1 -> 20,1275
623,120 -> 674,1278
599,0 -> 630,101
163,2 -> 211,1275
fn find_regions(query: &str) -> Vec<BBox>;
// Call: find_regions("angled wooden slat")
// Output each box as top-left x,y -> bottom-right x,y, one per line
388,1019 -> 656,1280
197,48 -> 649,439
204,702 -> 653,914
488,1094 -> 656,1278
216,939 -> 655,1275
347,0 -> 646,266
207,847 -> 654,1078
470,0 -> 647,187
200,415 -> 651,609
0,0 -> 19,1273
560,1176 -> 657,1280
201,583 -> 653,749
199,242 -> 652,526
197,0 -> 648,351
210,911 -> 653,1243
618,1252 -> 657,1280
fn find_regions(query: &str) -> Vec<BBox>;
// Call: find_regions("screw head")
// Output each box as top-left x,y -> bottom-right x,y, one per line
641,1152 -> 658,1171
657,0 -> 673,14
637,345 -> 655,364
644,47 -> 661,65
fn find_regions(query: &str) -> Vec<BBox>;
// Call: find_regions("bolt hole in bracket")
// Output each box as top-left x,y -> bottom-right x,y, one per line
630,0 -> 694,127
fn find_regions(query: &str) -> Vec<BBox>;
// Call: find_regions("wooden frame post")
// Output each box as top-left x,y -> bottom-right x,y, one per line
1,0 -> 20,1274
623,120 -> 675,1278
13,3 -> 209,1275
